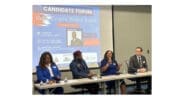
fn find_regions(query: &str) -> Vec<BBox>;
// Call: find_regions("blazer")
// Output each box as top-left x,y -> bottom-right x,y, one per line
128,55 -> 148,73
71,38 -> 82,46
36,63 -> 61,83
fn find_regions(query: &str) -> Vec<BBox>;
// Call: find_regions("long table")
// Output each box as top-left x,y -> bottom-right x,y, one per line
34,71 -> 151,94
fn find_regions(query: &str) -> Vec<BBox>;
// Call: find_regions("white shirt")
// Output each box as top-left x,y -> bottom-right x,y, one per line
46,64 -> 54,77
136,55 -> 141,62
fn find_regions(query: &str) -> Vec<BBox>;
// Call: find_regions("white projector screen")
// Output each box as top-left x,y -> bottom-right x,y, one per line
32,5 -> 113,71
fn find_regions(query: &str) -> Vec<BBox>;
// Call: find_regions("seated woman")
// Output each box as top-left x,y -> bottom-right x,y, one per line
70,50 -> 99,94
100,50 -> 126,94
36,51 -> 64,94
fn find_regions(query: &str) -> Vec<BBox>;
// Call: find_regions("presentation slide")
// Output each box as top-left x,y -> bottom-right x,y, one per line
33,5 -> 101,68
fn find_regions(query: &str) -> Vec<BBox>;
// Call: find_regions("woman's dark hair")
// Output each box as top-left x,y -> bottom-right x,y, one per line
104,50 -> 115,61
39,51 -> 54,67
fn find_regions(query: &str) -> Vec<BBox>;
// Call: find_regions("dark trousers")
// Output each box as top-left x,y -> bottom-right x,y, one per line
136,76 -> 151,90
106,80 -> 126,94
72,83 -> 99,94
39,87 -> 64,94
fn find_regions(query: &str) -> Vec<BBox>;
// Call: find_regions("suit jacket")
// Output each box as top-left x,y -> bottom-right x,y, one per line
128,55 -> 148,73
71,38 -> 82,46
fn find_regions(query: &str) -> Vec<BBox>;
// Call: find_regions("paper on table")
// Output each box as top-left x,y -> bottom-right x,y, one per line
92,77 -> 98,80
61,79 -> 79,83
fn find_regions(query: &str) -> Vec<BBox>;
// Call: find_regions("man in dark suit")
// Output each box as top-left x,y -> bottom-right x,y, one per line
128,47 -> 151,93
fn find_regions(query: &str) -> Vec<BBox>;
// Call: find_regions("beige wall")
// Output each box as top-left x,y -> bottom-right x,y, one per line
99,6 -> 113,58
113,5 -> 151,72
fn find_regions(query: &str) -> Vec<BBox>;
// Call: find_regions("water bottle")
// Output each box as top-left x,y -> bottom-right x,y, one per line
46,79 -> 49,84
123,65 -> 127,74
64,77 -> 68,83
40,81 -> 43,86
98,68 -> 102,78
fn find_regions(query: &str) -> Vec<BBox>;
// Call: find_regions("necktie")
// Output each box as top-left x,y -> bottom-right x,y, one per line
138,56 -> 142,67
